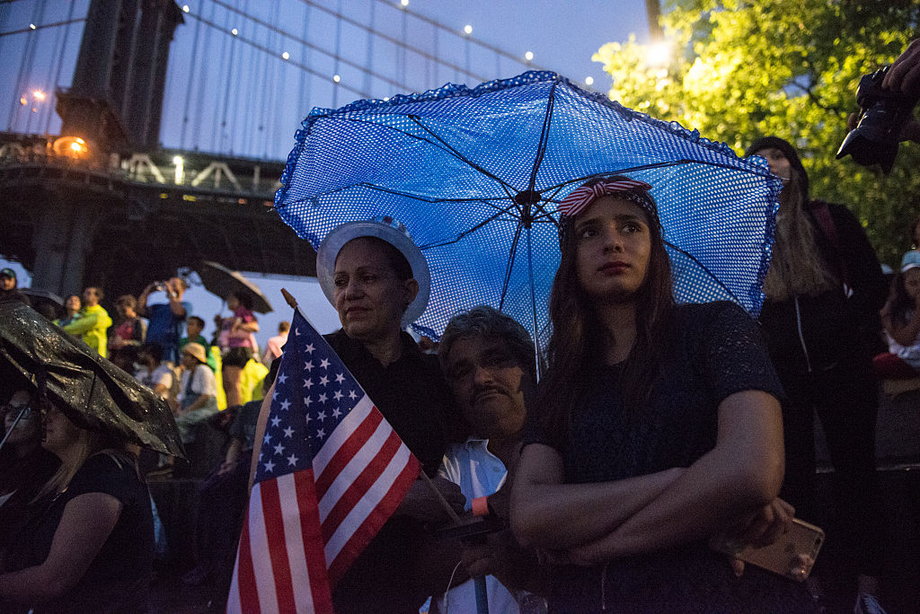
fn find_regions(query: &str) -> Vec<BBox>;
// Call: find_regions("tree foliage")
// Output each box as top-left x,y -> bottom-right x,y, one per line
593,0 -> 919,265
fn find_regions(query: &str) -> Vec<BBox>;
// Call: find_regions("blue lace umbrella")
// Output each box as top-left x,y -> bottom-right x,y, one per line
276,71 -> 781,349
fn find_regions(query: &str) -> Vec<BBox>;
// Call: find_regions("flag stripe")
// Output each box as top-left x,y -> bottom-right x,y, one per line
327,450 -> 420,584
276,474 -> 314,614
314,400 -> 382,498
261,479 -> 298,612
325,440 -> 414,566
248,483 -> 281,614
321,428 -> 403,539
317,410 -> 394,522
294,470 -> 335,614
313,395 -> 374,478
229,511 -> 259,614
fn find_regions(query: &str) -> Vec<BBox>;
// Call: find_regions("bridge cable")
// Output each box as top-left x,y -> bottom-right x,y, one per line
44,0 -> 76,134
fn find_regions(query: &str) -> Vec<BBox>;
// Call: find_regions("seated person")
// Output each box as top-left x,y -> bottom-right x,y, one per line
433,306 -> 543,613
175,343 -> 219,444
0,390 -> 60,563
179,315 -> 220,372
875,251 -> 920,378
134,343 -> 176,405
0,396 -> 153,613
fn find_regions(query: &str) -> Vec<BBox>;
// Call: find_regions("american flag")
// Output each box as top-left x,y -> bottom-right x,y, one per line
227,308 -> 421,614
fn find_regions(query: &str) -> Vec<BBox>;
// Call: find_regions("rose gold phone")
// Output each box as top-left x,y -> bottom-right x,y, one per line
709,518 -> 824,582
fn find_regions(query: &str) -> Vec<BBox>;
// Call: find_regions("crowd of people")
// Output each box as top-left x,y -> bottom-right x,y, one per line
0,38 -> 918,614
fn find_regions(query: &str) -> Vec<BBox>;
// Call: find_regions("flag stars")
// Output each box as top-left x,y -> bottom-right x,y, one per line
332,407 -> 342,419
348,390 -> 357,400
263,433 -> 272,444
263,460 -> 275,473
318,392 -> 328,404
316,428 -> 326,439
273,443 -> 285,455
294,327 -> 301,336
319,375 -> 329,386
320,358 -> 330,369
283,426 -> 295,438
280,399 -> 292,411
333,390 -> 343,401
304,360 -> 314,371
271,416 -> 281,427
316,410 -> 327,421
335,372 -> 345,384
303,378 -> 314,389
278,373 -> 288,385
286,454 -> 299,466
305,343 -> 315,354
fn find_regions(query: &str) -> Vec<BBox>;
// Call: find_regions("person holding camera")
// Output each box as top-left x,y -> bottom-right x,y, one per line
840,38 -> 920,171
747,136 -> 890,614
138,276 -> 191,365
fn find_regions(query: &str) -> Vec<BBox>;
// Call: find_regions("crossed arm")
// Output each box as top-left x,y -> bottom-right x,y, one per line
510,389 -> 784,564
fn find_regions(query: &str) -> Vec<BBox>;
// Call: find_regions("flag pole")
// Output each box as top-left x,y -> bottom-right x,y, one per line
280,288 -> 463,526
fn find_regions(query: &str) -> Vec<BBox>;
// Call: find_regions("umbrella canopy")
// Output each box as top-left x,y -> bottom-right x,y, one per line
0,301 -> 185,457
194,261 -> 273,314
20,288 -> 64,307
275,71 -> 782,345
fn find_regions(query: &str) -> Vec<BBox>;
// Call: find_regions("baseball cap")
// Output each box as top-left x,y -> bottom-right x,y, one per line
0,268 -> 16,279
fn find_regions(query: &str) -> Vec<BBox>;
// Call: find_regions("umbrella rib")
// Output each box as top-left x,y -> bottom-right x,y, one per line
326,116 -> 511,191
421,203 -> 522,249
407,115 -> 516,191
663,239 -> 743,304
498,222 -> 525,312
524,79 -> 559,194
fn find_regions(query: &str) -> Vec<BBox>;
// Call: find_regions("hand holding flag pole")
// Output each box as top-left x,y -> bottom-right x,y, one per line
229,288 -> 425,613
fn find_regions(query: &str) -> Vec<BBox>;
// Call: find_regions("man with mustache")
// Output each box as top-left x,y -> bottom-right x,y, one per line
435,305 -> 542,613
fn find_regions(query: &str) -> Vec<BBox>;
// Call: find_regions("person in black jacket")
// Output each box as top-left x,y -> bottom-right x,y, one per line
747,136 -> 890,614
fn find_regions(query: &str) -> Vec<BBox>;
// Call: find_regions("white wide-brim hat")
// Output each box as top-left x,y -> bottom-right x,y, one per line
316,217 -> 431,326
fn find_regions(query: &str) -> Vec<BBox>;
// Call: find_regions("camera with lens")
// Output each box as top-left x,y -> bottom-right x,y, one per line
836,65 -> 920,173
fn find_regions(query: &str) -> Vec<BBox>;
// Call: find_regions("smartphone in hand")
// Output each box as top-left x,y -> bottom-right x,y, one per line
710,518 -> 824,582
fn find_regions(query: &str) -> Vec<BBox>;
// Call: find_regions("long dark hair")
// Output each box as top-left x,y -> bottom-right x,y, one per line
539,178 -> 675,442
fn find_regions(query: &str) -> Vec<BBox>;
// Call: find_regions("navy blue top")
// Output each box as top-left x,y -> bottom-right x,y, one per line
526,302 -> 816,613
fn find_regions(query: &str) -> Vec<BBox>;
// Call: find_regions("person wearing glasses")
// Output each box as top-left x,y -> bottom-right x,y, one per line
0,396 -> 154,613
0,390 -> 60,569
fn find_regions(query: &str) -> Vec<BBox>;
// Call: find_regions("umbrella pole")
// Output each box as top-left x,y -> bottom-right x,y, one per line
526,228 -> 542,381
0,406 -> 30,452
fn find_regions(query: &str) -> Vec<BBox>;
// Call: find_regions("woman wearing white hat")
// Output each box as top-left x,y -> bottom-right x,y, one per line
312,217 -> 464,613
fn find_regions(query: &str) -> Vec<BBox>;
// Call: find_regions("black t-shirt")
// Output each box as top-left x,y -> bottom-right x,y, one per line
524,302 -> 815,612
0,446 -> 60,559
16,452 -> 154,614
325,330 -> 453,614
